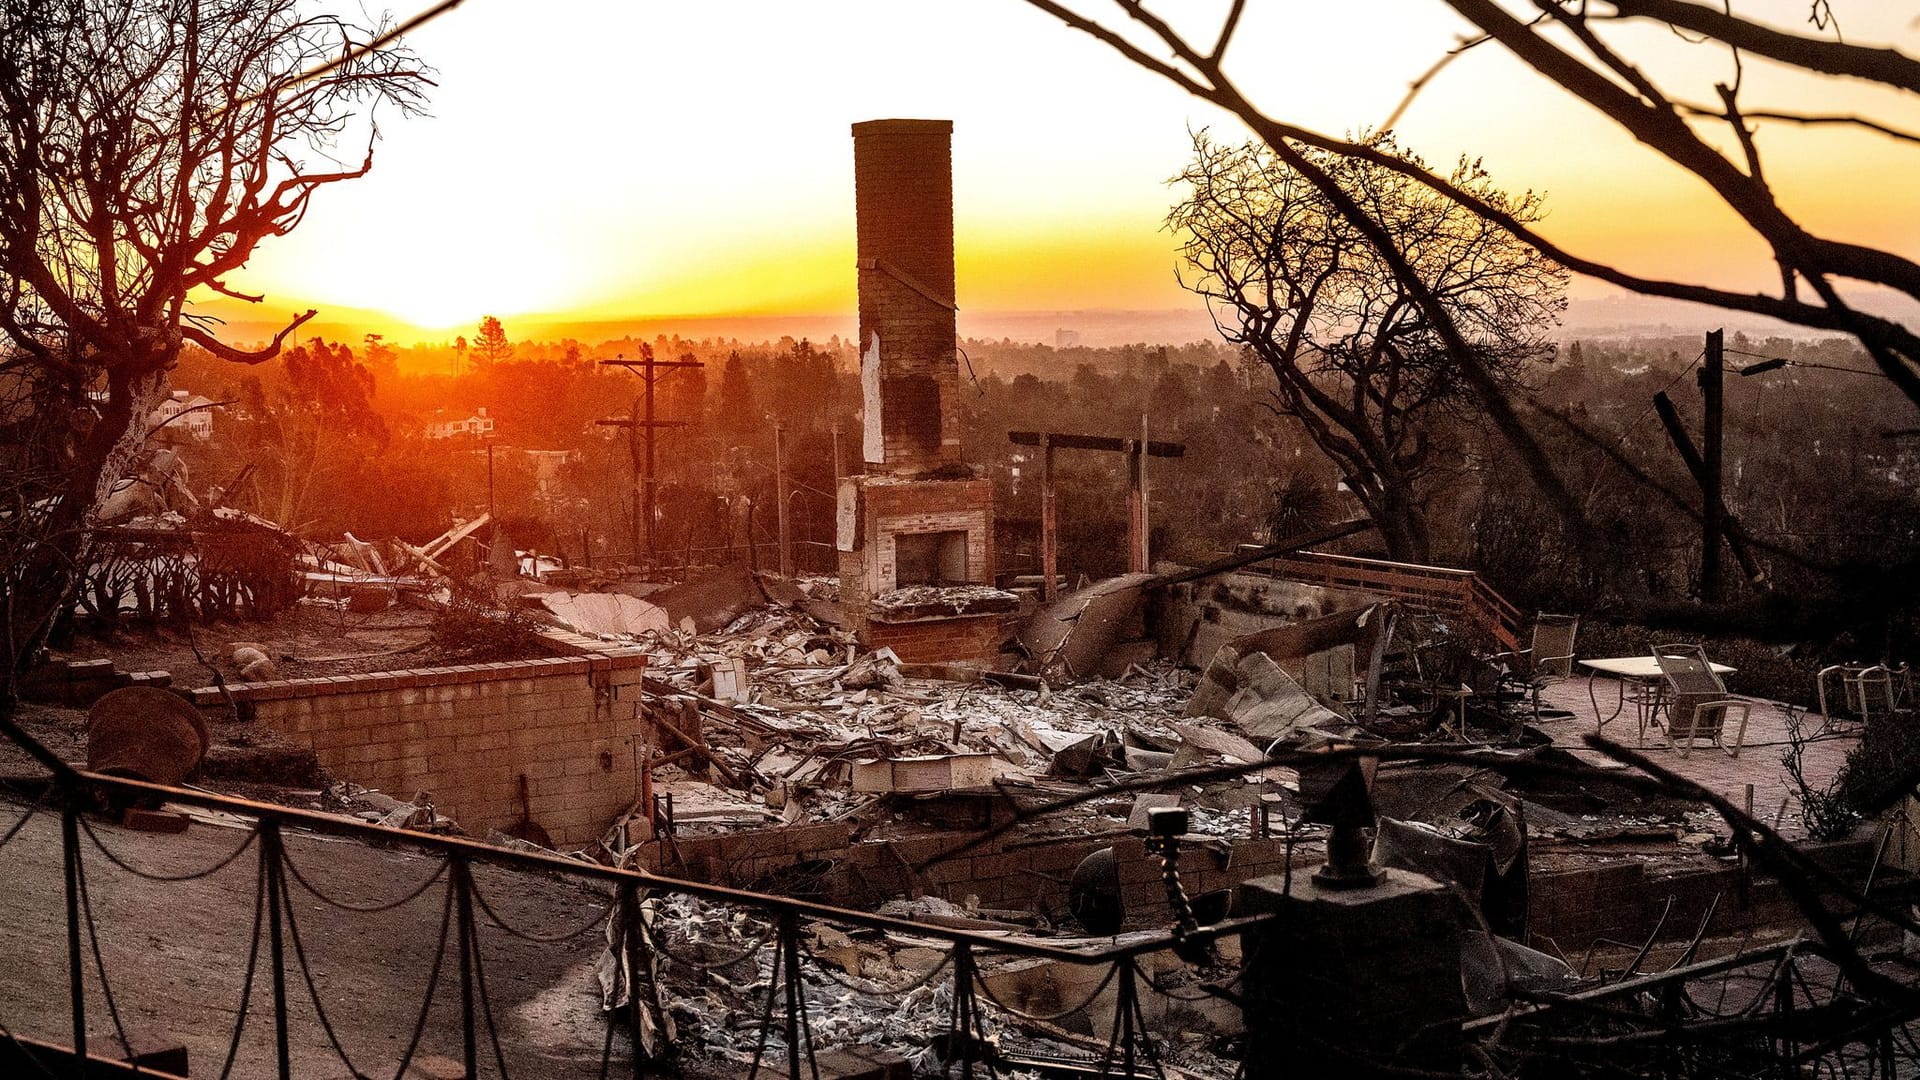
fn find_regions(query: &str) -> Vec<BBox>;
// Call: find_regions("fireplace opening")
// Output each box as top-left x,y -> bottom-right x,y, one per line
894,530 -> 968,586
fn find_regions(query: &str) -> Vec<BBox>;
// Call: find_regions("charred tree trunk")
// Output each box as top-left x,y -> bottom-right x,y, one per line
5,360 -> 169,689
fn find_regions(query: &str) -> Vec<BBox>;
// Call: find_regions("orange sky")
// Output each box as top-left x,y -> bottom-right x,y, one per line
210,1 -> 1920,343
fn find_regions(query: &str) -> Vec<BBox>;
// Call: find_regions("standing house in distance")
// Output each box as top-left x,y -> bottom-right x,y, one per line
148,389 -> 217,441
836,120 -> 1016,667
425,406 -> 495,440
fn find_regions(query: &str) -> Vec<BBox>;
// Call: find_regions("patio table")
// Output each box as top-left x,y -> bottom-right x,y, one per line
1579,655 -> 1736,745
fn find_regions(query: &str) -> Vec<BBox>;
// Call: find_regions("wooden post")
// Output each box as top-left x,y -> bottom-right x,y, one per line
1126,432 -> 1147,573
1040,433 -> 1058,601
1128,407 -> 1144,568
637,715 -> 655,841
1699,329 -> 1725,602
642,357 -> 658,568
1009,428 -> 1185,594
775,422 -> 791,578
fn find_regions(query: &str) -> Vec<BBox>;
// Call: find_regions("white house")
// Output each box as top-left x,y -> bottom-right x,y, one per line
426,406 -> 495,439
149,389 -> 216,441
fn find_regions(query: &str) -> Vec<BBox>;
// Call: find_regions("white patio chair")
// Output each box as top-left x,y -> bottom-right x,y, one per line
1652,643 -> 1750,758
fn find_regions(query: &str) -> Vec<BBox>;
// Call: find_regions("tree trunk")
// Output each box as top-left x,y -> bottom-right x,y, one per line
1375,485 -> 1433,565
5,363 -> 168,688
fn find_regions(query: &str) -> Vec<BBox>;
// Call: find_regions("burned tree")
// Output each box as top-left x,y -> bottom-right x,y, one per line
1171,134 -> 1566,562
0,0 -> 427,682
1022,0 -> 1920,551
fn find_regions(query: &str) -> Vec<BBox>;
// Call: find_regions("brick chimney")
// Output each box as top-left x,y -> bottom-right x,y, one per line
852,119 -> 959,475
837,119 -> 1011,667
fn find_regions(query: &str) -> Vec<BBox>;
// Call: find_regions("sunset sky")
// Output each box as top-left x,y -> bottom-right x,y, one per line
217,0 -> 1920,342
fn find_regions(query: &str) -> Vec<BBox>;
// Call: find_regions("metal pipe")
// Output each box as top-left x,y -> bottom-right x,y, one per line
62,807 -> 87,1070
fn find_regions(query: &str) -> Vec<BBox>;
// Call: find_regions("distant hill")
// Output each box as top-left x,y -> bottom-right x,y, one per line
186,289 -> 1920,352
1561,288 -> 1920,342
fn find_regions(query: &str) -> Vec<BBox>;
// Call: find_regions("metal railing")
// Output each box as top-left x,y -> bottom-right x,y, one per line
0,734 -> 1258,1080
1465,937 -> 1920,1078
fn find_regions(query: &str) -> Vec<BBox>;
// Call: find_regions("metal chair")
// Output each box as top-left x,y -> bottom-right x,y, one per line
1651,643 -> 1750,758
1491,613 -> 1581,719
1817,663 -> 1912,725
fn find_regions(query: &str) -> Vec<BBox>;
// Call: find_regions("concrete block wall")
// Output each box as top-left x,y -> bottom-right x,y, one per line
192,652 -> 647,848
852,118 -> 959,473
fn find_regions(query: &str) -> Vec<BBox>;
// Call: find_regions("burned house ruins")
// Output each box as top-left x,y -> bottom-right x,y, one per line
3,119 -> 1919,1080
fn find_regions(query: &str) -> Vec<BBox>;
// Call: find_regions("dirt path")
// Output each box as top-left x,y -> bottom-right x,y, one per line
0,796 -> 624,1078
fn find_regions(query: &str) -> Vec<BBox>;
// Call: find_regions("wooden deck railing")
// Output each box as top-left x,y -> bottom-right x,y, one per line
1248,549 -> 1526,651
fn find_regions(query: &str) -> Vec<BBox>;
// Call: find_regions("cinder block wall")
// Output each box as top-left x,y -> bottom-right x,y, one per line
1527,836 -> 1888,951
636,827 -> 1302,927
193,653 -> 647,847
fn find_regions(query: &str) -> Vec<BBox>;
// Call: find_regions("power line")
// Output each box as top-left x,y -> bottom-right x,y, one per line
1725,346 -> 1895,380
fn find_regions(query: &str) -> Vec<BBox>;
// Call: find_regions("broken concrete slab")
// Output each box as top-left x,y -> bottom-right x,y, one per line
1127,793 -> 1181,829
1219,603 -> 1394,717
1185,649 -> 1340,744
536,590 -> 672,637
1169,721 -> 1266,765
1185,604 -> 1396,743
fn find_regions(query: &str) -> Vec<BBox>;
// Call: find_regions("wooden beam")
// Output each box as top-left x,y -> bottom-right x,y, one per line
1009,430 -> 1185,457
1128,414 -> 1149,573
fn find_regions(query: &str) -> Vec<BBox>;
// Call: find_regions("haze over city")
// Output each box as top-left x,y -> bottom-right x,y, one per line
200,0 -> 1920,346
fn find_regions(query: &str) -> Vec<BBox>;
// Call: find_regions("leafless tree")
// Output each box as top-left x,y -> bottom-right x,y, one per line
0,0 -> 427,682
1021,0 -> 1920,535
1172,133 -> 1567,561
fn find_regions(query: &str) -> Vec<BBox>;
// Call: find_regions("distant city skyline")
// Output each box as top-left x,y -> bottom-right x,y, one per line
212,1 -> 1920,341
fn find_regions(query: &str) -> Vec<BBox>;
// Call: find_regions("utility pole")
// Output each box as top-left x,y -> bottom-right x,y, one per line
774,422 -> 791,578
1699,329 -> 1725,602
597,347 -> 702,569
